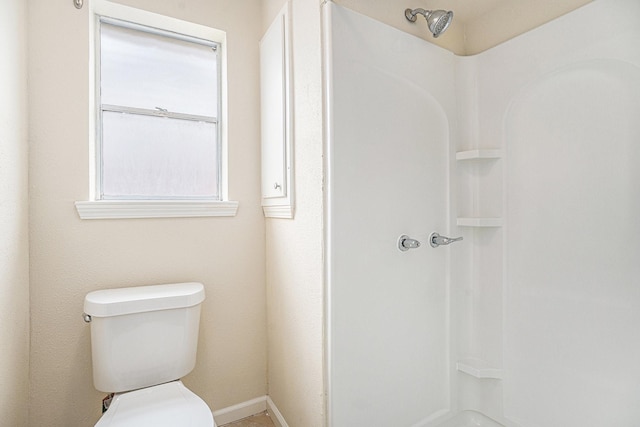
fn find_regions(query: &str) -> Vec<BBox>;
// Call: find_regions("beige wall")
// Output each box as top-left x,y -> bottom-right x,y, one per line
0,0 -> 30,426
262,1 -> 326,426
330,0 -> 592,55
19,0 -> 597,425
27,0 -> 266,425
337,0 -> 466,54
464,0 -> 592,54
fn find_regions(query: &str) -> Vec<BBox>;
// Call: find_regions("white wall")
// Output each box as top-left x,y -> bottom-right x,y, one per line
0,0 -> 30,425
469,0 -> 640,424
27,1 -> 266,425
324,0 -> 640,426
262,1 -> 326,426
325,4 -> 457,425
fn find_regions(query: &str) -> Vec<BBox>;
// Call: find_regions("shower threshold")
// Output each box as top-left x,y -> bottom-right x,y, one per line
434,410 -> 504,427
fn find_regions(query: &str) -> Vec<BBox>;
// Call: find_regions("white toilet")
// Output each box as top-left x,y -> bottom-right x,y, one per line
84,282 -> 216,427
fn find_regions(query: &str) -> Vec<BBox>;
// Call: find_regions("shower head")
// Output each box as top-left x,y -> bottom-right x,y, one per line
404,8 -> 454,38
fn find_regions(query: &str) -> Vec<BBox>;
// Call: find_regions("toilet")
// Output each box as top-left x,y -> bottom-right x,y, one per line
84,282 -> 216,427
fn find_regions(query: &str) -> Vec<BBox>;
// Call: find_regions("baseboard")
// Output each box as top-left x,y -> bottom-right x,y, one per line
266,396 -> 290,427
212,396 -> 267,426
211,395 -> 289,427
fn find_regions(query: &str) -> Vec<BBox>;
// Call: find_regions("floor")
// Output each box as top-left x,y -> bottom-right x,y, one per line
220,411 -> 276,427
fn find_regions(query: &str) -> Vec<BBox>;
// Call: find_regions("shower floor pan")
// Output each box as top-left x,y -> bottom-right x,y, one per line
434,411 -> 504,427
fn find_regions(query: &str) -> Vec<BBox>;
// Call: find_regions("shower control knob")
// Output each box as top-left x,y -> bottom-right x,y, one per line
398,235 -> 421,251
429,232 -> 463,248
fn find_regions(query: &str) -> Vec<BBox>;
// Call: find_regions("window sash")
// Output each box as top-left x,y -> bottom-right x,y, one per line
96,17 -> 222,201
100,112 -> 219,200
101,104 -> 217,124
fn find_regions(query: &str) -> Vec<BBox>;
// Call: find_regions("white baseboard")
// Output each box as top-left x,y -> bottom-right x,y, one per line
212,395 -> 288,427
266,396 -> 290,427
212,396 -> 267,426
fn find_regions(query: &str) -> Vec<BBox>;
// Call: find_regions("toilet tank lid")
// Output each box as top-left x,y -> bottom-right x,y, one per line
84,282 -> 205,317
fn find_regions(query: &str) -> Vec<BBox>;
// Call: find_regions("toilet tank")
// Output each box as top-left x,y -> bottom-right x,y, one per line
84,282 -> 205,393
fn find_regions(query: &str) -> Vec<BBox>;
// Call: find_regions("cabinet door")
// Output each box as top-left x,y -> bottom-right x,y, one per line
260,3 -> 293,218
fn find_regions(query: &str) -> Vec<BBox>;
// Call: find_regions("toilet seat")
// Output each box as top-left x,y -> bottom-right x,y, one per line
95,380 -> 215,427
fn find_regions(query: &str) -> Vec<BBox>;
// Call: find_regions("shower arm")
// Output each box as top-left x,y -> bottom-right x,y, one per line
405,8 -> 430,22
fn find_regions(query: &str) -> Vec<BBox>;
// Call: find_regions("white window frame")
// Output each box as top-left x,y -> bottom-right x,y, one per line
75,0 -> 237,219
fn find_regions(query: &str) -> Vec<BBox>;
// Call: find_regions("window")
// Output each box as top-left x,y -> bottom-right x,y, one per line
76,1 -> 237,219
99,20 -> 220,200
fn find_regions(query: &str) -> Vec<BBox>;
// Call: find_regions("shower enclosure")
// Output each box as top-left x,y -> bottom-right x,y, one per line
323,0 -> 640,426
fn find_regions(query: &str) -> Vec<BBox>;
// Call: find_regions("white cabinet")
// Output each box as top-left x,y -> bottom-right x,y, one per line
260,2 -> 294,218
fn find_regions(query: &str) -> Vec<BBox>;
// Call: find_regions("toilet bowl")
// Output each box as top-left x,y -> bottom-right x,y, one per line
84,282 -> 215,427
95,381 -> 215,427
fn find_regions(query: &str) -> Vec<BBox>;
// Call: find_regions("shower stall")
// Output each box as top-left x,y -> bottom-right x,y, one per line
323,0 -> 640,426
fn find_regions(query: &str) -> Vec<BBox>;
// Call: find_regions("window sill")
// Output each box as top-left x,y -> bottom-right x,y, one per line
75,200 -> 239,219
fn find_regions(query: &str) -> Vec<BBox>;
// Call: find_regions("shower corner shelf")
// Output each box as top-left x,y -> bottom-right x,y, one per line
457,358 -> 503,379
455,149 -> 503,161
456,217 -> 503,227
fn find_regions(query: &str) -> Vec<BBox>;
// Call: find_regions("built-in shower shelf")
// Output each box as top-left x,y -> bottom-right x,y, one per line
457,217 -> 503,227
456,149 -> 503,160
457,358 -> 503,379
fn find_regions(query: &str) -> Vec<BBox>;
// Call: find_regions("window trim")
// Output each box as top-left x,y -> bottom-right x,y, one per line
76,0 -> 236,219
75,200 -> 239,220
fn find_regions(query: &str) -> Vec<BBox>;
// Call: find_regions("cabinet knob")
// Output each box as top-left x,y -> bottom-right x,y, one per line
274,182 -> 282,190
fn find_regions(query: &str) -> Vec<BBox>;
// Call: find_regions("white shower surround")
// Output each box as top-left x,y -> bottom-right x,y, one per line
324,0 -> 640,426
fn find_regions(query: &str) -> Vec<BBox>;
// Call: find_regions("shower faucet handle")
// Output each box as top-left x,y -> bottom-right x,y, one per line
398,235 -> 421,251
429,232 -> 463,248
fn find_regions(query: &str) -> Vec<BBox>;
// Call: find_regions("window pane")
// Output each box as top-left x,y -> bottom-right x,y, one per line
101,22 -> 218,117
101,112 -> 218,199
